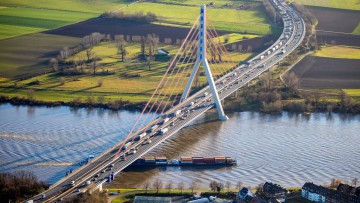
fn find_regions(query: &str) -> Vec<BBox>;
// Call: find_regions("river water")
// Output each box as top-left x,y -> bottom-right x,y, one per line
0,103 -> 359,187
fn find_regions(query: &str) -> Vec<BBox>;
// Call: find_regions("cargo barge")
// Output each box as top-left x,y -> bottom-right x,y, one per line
130,156 -> 237,167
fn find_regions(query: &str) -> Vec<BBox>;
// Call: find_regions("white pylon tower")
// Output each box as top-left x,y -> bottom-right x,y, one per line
181,5 -> 228,121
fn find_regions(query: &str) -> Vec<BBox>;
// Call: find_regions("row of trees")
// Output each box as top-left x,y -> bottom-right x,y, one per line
142,179 -> 244,194
0,171 -> 49,203
101,11 -> 157,23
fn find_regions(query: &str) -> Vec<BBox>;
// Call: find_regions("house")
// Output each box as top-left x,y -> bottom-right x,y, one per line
157,49 -> 169,56
301,183 -> 327,203
262,182 -> 287,203
337,183 -> 360,196
302,182 -> 360,203
238,187 -> 254,202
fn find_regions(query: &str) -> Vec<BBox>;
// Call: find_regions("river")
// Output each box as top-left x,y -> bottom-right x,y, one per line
0,103 -> 359,188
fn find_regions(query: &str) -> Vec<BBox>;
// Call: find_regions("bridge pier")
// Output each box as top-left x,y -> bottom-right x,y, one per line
181,4 -> 228,121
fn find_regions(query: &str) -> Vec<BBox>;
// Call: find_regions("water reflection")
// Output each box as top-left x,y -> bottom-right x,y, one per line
0,103 -> 359,187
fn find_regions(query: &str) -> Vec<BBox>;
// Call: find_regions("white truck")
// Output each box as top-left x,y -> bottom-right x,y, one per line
203,92 -> 209,97
136,132 -> 147,141
122,142 -> 132,150
159,128 -> 169,135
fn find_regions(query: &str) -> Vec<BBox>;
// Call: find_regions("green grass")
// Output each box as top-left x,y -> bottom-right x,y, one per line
121,2 -> 275,35
288,0 -> 360,11
0,24 -> 44,40
0,0 -> 129,14
213,33 -> 261,45
0,40 -> 253,103
0,0 -> 130,39
353,23 -> 360,35
0,33 -> 80,78
313,45 -> 360,59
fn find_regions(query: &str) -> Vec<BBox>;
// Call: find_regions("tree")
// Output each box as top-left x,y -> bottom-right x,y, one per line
59,77 -> 66,85
117,39 -> 127,62
330,178 -> 341,189
0,171 -> 49,203
143,181 -> 151,194
140,36 -> 146,57
86,47 -> 93,62
49,58 -> 58,71
153,179 -> 163,194
92,55 -> 98,74
60,47 -> 71,61
236,181 -> 243,190
210,180 -> 218,192
351,177 -> 359,187
177,182 -> 185,194
97,79 -> 103,87
255,183 -> 264,196
147,55 -> 153,71
225,181 -> 231,192
26,89 -> 35,100
166,180 -> 173,193
327,102 -> 334,114
189,180 -> 198,193
216,182 -> 224,193
283,72 -> 299,94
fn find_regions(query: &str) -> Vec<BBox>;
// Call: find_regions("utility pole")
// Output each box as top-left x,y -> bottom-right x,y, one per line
181,5 -> 228,121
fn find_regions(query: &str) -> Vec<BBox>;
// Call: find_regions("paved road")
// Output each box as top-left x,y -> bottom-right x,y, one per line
29,0 -> 305,202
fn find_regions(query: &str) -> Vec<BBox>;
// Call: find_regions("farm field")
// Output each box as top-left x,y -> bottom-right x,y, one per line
354,23 -> 360,35
117,2 -> 278,35
0,33 -> 80,79
306,6 -> 360,33
0,41 -> 253,103
0,0 -> 129,39
290,56 -> 360,89
290,0 -> 360,11
314,45 -> 360,59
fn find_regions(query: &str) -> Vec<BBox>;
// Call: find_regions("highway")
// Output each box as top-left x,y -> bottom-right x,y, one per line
29,0 -> 305,202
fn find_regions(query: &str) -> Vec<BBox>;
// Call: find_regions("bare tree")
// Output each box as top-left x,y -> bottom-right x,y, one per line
92,55 -> 98,74
351,177 -> 359,187
225,181 -> 231,192
177,182 -> 185,194
143,181 -> 151,194
236,181 -> 243,190
283,72 -> 299,93
189,180 -> 198,194
59,77 -> 66,85
77,55 -> 85,73
60,47 -> 71,61
210,180 -> 218,192
147,55 -> 153,71
49,58 -> 58,71
26,89 -> 35,100
140,36 -> 146,57
86,47 -> 93,62
117,39 -> 127,62
153,179 -> 163,194
97,79 -> 103,87
330,178 -> 342,189
166,180 -> 173,193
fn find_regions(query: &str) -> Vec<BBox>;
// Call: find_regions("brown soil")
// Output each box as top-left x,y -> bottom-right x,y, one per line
307,6 -> 360,33
45,17 -> 273,52
290,56 -> 360,89
317,31 -> 360,46
45,18 -> 197,42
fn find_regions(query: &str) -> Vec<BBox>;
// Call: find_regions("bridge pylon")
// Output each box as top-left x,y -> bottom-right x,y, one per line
181,5 -> 228,121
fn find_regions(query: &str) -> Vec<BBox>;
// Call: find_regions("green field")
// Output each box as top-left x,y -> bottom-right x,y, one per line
120,2 -> 277,35
0,0 -> 130,39
353,23 -> 360,35
0,33 -> 80,78
0,41 -> 252,102
289,0 -> 360,10
314,45 -> 360,59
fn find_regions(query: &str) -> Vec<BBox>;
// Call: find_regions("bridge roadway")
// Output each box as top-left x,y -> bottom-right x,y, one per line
30,0 -> 305,202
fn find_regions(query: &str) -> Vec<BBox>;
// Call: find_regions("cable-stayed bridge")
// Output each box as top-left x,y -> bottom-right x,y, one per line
30,0 -> 305,201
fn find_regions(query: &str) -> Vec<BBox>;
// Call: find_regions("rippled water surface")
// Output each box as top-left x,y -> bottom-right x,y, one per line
0,103 -> 359,187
